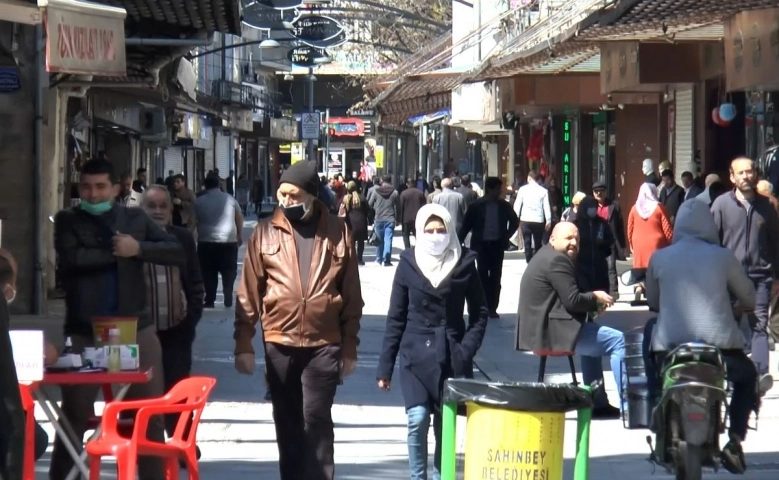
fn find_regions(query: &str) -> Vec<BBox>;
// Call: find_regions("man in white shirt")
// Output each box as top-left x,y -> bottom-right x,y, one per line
513,170 -> 551,263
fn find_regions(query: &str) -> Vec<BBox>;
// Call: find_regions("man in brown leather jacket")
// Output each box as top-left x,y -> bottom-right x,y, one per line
234,160 -> 363,480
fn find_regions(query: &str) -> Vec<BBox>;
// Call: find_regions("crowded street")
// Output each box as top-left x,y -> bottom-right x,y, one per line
19,217 -> 779,479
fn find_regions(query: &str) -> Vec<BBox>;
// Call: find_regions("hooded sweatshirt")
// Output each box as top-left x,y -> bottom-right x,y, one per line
368,183 -> 399,221
647,199 -> 755,352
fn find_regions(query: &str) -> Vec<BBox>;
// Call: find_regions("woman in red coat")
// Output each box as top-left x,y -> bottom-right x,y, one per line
627,183 -> 673,301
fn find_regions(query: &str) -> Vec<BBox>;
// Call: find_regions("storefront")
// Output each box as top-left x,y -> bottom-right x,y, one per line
91,94 -> 143,176
269,117 -> 299,194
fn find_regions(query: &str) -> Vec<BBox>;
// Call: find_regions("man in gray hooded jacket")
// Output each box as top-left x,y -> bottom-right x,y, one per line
642,199 -> 757,473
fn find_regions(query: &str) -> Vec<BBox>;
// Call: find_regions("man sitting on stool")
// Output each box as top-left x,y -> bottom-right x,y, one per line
516,222 -> 625,419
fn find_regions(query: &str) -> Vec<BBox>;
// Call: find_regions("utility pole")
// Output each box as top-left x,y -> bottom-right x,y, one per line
307,67 -> 316,166
324,108 -> 331,173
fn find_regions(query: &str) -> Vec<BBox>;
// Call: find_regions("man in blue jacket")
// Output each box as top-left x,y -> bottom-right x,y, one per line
711,157 -> 779,380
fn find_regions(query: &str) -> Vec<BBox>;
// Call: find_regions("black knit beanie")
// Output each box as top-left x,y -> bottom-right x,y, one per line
280,161 -> 320,196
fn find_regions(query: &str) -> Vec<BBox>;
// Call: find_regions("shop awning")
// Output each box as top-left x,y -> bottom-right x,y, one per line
370,69 -> 469,127
575,0 -> 765,42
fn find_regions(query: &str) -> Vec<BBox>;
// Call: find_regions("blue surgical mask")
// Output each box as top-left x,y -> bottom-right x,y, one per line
80,201 -> 112,215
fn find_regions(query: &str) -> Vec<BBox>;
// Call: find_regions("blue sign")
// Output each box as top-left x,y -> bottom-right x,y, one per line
0,67 -> 21,93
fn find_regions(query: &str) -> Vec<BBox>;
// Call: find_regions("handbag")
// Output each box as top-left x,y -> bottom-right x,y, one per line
368,228 -> 380,246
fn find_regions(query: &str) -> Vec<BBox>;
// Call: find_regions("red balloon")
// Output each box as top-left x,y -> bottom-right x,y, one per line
711,107 -> 730,127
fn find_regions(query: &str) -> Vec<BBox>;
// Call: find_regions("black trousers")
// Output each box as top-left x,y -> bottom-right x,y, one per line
606,250 -> 619,296
520,221 -> 545,263
354,240 -> 365,262
266,343 -> 341,480
401,221 -> 415,249
197,242 -> 239,305
476,241 -> 505,315
643,318 -> 757,439
158,331 -> 194,439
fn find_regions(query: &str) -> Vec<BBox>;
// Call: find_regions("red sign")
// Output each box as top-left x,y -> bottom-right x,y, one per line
327,117 -> 365,137
45,1 -> 126,76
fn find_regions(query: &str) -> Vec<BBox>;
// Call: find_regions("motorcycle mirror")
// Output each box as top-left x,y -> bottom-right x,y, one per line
620,269 -> 638,286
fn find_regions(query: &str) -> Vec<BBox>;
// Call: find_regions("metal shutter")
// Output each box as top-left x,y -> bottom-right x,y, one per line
185,149 -> 195,187
164,147 -> 182,175
215,130 -> 231,174
674,88 -> 694,176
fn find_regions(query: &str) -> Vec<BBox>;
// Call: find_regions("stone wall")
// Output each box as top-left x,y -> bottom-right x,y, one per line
0,21 -> 37,313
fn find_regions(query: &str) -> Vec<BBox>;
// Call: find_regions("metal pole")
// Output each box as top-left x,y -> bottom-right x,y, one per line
324,108 -> 331,173
307,67 -> 316,166
33,23 -> 44,315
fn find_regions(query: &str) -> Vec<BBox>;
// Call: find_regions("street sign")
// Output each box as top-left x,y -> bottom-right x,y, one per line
301,111 -> 321,140
242,3 -> 300,30
290,15 -> 343,43
287,46 -> 326,67
302,30 -> 347,49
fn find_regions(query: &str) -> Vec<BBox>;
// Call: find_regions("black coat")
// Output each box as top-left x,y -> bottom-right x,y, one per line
459,197 -> 519,250
599,198 -> 627,260
659,184 -> 685,222
515,244 -> 599,352
343,195 -> 369,241
377,249 -> 489,410
574,212 -> 615,295
0,297 -> 23,480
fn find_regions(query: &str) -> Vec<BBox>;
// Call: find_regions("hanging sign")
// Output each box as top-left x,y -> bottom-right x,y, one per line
290,15 -> 343,43
248,0 -> 304,9
287,46 -> 325,67
45,0 -> 127,76
303,30 -> 347,49
242,3 -> 300,30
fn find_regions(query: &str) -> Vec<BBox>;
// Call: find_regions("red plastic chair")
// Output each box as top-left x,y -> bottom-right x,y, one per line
19,384 -> 36,480
86,376 -> 217,480
532,349 -> 578,385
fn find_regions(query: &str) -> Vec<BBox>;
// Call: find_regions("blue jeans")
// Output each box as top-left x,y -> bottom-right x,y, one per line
374,220 -> 395,263
576,322 -> 626,409
406,404 -> 441,480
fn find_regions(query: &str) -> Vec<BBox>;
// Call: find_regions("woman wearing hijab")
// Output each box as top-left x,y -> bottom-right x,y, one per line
573,196 -> 618,298
627,183 -> 673,301
376,204 -> 489,480
341,181 -> 369,265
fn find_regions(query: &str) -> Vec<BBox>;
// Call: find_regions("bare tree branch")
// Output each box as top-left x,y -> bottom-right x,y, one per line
325,0 -> 451,87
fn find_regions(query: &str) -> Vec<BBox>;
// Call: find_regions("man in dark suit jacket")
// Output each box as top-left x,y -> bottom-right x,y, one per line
516,222 -> 625,418
659,169 -> 686,224
681,170 -> 703,201
459,177 -> 519,318
399,178 -> 427,249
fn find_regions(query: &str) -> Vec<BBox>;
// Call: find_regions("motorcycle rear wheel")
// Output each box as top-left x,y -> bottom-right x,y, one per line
676,441 -> 703,480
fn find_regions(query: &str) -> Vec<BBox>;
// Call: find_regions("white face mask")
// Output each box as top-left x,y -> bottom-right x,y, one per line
419,233 -> 450,256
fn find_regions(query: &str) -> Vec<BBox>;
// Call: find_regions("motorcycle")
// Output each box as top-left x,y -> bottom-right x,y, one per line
619,268 -> 734,480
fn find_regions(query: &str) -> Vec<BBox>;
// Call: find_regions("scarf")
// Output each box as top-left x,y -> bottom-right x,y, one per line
635,182 -> 659,220
414,204 -> 461,288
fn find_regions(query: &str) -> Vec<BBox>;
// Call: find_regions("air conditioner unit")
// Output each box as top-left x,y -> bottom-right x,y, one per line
140,108 -> 167,140
212,80 -> 243,104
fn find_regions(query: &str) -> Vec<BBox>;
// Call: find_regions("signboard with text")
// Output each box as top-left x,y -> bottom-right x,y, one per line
45,1 -> 127,76
11,330 -> 44,383
301,111 -> 320,140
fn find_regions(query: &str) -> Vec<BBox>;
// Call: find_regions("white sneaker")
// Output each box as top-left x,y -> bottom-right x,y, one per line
759,373 -> 773,397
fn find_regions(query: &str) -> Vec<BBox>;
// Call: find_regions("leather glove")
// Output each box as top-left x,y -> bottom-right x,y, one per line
340,356 -> 357,380
235,353 -> 256,375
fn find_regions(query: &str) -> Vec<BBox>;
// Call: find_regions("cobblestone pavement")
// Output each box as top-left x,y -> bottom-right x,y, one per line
24,223 -> 779,478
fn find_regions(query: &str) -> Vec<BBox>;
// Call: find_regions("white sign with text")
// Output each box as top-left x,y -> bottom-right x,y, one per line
10,330 -> 44,382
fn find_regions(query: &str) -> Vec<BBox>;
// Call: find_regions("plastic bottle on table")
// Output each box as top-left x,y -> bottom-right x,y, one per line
107,328 -> 121,372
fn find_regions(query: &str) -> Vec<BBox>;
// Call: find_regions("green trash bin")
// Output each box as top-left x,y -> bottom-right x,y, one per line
441,379 -> 594,480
